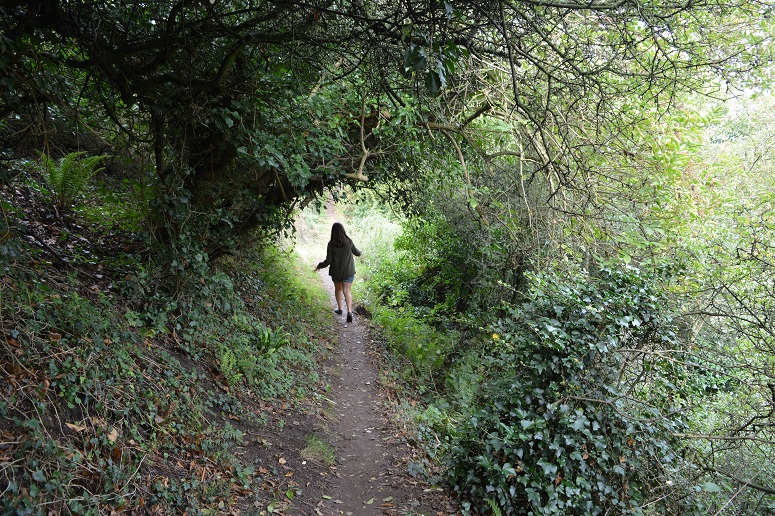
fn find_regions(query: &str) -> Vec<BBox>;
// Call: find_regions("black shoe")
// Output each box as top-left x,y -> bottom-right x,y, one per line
346,312 -> 353,323
334,309 -> 343,315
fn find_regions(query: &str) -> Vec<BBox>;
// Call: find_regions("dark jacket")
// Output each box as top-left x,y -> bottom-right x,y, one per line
317,239 -> 361,281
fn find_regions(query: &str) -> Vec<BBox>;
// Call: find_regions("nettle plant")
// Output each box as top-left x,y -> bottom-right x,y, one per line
446,264 -> 699,515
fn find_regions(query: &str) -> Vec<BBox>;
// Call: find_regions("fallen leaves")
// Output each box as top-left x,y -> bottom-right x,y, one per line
65,422 -> 88,433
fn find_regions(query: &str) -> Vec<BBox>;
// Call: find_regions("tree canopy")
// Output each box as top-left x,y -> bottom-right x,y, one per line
2,0 -> 771,261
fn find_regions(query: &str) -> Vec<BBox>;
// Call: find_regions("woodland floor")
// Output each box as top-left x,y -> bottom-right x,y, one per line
297,273 -> 459,516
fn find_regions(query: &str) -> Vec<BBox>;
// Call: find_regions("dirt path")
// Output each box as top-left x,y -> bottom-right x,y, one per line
312,274 -> 449,516
284,202 -> 457,515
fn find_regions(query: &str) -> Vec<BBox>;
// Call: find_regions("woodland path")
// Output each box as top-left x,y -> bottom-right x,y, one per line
311,275 -> 439,515
306,206 -> 457,516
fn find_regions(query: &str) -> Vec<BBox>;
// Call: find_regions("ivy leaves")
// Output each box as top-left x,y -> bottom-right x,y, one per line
445,264 -> 694,514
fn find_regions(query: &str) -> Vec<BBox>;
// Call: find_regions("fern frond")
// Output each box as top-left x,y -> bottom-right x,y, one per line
40,151 -> 107,207
484,498 -> 502,516
220,348 -> 244,386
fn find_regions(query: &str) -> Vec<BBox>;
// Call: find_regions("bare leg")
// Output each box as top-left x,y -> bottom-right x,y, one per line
342,281 -> 353,314
333,282 -> 344,311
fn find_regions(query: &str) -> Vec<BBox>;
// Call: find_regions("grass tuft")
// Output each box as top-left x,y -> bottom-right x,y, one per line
301,434 -> 336,466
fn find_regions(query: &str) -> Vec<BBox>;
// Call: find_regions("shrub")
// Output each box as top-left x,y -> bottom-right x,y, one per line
372,304 -> 455,371
445,264 -> 700,515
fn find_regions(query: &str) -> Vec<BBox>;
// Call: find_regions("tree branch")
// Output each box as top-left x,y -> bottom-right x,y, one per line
703,466 -> 775,495
344,96 -> 370,181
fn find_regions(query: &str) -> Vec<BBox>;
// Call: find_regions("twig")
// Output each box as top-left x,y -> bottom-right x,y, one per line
20,226 -> 66,263
711,458 -> 775,514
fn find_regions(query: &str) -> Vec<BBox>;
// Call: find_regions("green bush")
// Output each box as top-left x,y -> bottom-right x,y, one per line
445,264 -> 700,515
372,304 -> 455,371
392,217 -> 479,315
362,211 -> 521,334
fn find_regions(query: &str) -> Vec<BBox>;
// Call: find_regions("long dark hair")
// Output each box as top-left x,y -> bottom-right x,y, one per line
330,222 -> 351,247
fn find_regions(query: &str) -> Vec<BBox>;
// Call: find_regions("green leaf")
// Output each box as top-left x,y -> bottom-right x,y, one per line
404,45 -> 427,71
571,411 -> 588,431
444,1 -> 454,18
425,70 -> 442,95
702,482 -> 722,493
537,458 -> 557,477
436,60 -> 448,88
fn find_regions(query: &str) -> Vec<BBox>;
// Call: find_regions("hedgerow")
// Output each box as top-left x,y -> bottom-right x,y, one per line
444,265 -> 704,515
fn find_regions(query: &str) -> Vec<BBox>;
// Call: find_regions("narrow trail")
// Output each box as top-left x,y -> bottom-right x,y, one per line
308,207 -> 456,516
314,275 -> 438,515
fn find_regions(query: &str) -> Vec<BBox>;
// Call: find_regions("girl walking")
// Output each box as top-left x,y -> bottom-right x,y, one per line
314,222 -> 362,322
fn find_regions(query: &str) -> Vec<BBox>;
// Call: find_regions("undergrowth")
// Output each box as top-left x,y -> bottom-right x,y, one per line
0,166 -> 332,514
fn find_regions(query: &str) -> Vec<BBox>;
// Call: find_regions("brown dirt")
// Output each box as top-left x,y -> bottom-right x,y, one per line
303,274 -> 459,516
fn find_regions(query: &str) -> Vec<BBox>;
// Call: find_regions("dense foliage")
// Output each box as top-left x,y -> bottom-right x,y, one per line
351,94 -> 775,513
2,0 -> 771,265
446,265 -> 694,514
0,170 -> 333,513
